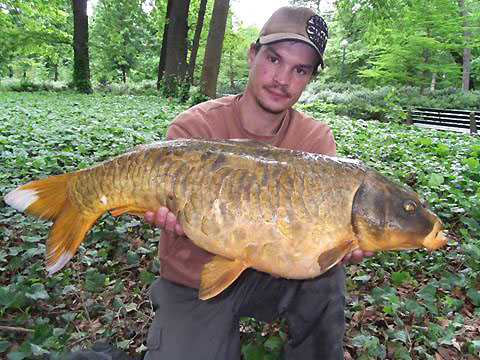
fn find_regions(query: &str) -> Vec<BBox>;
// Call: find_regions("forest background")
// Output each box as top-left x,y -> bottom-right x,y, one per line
0,0 -> 480,359
1,0 -> 479,100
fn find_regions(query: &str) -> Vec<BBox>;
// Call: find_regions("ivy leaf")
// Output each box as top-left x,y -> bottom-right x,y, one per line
25,283 -> 49,300
391,271 -> 409,285
30,344 -> 49,356
0,340 -> 11,352
84,270 -> 107,292
264,336 -> 283,352
139,271 -> 155,286
428,173 -> 444,187
417,284 -> 436,304
467,288 -> 480,306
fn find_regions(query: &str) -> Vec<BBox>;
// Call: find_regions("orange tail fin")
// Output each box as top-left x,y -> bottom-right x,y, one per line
4,173 -> 101,273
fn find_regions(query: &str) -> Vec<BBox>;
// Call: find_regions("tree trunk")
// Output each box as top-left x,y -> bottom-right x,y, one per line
187,0 -> 208,84
200,0 -> 230,98
54,63 -> 59,81
430,72 -> 436,91
122,66 -> 127,83
157,0 -> 173,88
72,0 -> 92,93
229,48 -> 234,88
458,0 -> 471,92
163,0 -> 191,95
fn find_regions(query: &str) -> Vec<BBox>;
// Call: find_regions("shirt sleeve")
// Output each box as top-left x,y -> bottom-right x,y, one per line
319,126 -> 337,157
166,111 -> 212,140
300,120 -> 337,157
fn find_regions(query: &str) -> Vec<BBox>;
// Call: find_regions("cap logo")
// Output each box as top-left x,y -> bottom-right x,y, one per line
306,15 -> 328,55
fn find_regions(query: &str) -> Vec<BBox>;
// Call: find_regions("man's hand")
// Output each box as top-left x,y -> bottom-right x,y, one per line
342,249 -> 374,264
144,207 -> 185,236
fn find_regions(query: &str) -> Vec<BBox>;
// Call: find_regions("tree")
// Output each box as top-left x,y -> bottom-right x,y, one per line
458,0 -> 471,91
0,0 -> 71,79
91,0 -> 157,83
200,0 -> 230,97
162,0 -> 191,94
72,0 -> 92,93
187,0 -> 208,83
156,0 -> 173,87
217,21 -> 257,91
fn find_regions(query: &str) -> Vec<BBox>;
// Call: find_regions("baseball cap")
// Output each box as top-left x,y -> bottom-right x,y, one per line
258,7 -> 328,68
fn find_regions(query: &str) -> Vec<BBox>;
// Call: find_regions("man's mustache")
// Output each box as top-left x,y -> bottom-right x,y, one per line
264,84 -> 291,98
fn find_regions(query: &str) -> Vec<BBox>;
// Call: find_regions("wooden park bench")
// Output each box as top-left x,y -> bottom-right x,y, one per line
406,107 -> 479,135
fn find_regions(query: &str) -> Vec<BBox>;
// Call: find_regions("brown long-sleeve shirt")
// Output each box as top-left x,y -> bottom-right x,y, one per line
158,94 -> 337,289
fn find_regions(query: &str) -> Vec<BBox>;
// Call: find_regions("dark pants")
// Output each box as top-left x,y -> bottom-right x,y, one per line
144,265 -> 346,360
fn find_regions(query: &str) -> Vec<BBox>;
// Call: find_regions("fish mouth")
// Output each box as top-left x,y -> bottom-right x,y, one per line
422,221 -> 447,250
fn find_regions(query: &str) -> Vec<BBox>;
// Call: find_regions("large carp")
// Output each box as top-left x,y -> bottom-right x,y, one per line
4,138 -> 446,299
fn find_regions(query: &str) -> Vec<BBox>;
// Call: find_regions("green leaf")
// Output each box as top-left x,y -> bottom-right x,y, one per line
417,284 -> 436,303
0,340 -> 11,352
7,352 -> 27,360
394,346 -> 412,359
467,288 -> 480,306
428,173 -> 444,187
139,271 -> 155,286
391,271 -> 409,285
242,343 -> 265,360
435,144 -> 450,156
127,250 -> 139,264
463,157 -> 479,171
84,270 -> 107,292
25,283 -> 49,300
353,275 -> 371,282
112,297 -> 123,310
417,137 -> 433,146
113,280 -> 125,293
61,312 -> 76,322
30,344 -> 49,356
263,336 -> 283,352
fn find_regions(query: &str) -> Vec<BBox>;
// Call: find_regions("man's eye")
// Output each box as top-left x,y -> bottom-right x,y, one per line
296,67 -> 306,75
268,57 -> 278,63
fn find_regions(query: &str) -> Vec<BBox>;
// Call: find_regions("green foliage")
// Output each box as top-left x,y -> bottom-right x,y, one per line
300,81 -> 480,122
1,91 -> 479,358
90,0 -> 159,84
298,101 -> 480,357
0,78 -> 69,92
334,0 -> 480,90
0,0 -> 72,80
217,20 -> 258,95
0,91 -> 187,358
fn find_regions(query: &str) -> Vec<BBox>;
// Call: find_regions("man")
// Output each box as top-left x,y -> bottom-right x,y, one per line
144,7 -> 370,360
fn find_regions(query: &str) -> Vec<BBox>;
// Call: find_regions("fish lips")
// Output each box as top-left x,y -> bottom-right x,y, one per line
422,220 -> 448,250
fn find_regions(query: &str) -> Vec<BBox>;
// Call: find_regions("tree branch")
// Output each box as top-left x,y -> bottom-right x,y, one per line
0,325 -> 34,333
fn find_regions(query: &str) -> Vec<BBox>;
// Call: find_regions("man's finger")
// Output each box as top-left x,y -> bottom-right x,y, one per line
165,212 -> 177,233
174,223 -> 185,236
144,211 -> 154,224
154,207 -> 169,229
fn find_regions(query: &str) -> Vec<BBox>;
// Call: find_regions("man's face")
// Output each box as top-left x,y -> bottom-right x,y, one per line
246,41 -> 318,115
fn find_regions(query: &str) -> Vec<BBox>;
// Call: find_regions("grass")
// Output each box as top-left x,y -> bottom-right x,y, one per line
0,91 -> 479,359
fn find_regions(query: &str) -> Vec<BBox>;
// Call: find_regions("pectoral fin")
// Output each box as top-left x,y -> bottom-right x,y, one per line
317,239 -> 358,274
110,205 -> 150,217
199,256 -> 249,300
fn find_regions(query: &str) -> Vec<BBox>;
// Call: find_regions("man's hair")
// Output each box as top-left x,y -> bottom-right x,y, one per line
250,41 -> 320,77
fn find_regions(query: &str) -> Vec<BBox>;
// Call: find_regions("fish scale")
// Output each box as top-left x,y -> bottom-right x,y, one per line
4,138 -> 447,300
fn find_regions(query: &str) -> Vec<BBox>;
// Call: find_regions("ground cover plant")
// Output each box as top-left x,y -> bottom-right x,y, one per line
0,91 -> 479,359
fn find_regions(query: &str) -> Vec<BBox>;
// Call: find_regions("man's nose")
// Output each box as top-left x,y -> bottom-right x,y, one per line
274,66 -> 290,85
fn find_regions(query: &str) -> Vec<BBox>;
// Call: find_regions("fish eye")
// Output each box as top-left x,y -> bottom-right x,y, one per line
403,200 -> 417,212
